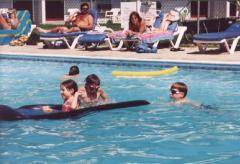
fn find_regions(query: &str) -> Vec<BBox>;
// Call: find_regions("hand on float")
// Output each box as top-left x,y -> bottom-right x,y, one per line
75,89 -> 87,99
42,106 -> 53,113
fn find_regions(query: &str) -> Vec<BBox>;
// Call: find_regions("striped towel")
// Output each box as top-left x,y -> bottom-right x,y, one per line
138,31 -> 173,44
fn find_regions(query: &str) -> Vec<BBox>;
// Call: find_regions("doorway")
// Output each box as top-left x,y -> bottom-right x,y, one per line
46,0 -> 64,21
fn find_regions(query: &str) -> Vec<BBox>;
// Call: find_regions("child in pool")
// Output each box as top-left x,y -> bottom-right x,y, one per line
169,82 -> 201,107
72,74 -> 109,109
61,65 -> 80,84
43,79 -> 79,112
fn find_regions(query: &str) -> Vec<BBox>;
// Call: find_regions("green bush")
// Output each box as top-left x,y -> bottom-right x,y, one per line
39,24 -> 60,29
100,22 -> 122,31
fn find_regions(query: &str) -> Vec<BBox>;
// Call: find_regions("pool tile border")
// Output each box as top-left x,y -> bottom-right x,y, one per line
0,52 -> 240,71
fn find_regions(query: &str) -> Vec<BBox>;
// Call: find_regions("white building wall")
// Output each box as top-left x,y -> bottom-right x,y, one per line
64,0 -> 81,15
0,0 -> 12,8
33,0 -> 43,24
158,0 -> 189,12
111,0 -> 120,8
30,0 -> 231,24
211,0 -> 227,18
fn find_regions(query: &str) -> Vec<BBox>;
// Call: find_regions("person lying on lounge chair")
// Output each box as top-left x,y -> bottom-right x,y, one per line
108,11 -> 146,38
125,11 -> 146,36
155,10 -> 179,32
0,8 -> 19,30
36,3 -> 93,33
107,11 -> 146,50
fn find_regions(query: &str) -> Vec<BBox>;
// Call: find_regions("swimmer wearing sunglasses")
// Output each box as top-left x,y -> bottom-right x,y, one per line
170,82 -> 201,107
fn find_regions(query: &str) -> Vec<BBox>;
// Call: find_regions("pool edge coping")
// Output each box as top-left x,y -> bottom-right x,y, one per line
1,51 -> 240,66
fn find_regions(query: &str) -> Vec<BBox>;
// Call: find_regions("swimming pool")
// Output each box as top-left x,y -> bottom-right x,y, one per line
1,54 -> 240,163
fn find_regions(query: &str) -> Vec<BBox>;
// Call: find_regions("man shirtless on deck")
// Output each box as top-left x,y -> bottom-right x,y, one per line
36,3 -> 93,33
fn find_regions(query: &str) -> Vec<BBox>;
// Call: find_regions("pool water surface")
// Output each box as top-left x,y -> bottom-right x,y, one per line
0,57 -> 240,163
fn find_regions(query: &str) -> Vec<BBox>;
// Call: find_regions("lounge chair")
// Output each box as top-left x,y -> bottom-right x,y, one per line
39,9 -> 97,49
105,11 -> 187,51
39,31 -> 86,49
0,10 -> 33,45
39,9 -> 113,49
78,11 -> 187,51
193,23 -> 240,54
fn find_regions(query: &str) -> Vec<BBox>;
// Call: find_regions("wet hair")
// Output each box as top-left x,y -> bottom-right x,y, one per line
85,74 -> 100,99
170,82 -> 188,98
61,79 -> 78,94
80,3 -> 89,10
69,65 -> 79,76
129,11 -> 142,32
85,74 -> 100,86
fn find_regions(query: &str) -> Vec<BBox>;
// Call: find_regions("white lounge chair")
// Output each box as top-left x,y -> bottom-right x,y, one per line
193,23 -> 240,54
78,11 -> 187,51
105,11 -> 187,51
105,8 -> 121,23
39,9 -> 112,49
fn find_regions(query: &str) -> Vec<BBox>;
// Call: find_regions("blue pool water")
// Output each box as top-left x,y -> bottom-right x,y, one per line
0,56 -> 240,163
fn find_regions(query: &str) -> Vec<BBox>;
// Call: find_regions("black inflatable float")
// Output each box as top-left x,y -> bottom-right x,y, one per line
0,100 -> 150,121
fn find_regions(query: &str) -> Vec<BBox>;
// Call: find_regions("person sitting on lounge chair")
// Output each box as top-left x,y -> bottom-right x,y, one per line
36,3 -> 93,33
0,8 -> 19,30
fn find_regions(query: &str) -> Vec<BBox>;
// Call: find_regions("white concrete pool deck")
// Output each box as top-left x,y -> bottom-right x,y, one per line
0,43 -> 240,65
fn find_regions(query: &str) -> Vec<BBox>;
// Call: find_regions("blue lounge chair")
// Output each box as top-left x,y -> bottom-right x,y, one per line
193,23 -> 240,54
78,11 -> 187,51
0,10 -> 32,45
39,9 -> 111,49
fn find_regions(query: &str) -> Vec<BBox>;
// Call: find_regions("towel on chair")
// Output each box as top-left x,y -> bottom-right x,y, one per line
137,31 -> 173,44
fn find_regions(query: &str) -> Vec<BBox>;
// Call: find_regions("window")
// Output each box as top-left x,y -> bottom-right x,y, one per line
191,0 -> 208,18
45,0 -> 64,21
97,4 -> 112,18
230,1 -> 237,17
156,1 -> 162,10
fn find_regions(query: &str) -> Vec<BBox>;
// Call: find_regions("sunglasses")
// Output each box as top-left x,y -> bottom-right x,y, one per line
88,84 -> 99,90
170,89 -> 180,94
81,7 -> 89,11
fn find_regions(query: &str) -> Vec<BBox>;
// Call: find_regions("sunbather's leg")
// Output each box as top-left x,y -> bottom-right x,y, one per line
36,27 -> 51,33
159,18 -> 171,32
0,14 -> 11,29
36,26 -> 70,33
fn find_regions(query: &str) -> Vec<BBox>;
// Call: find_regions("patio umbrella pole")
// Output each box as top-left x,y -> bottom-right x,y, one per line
197,0 -> 200,34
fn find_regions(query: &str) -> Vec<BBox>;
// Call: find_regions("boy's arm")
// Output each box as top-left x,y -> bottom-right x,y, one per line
100,89 -> 109,104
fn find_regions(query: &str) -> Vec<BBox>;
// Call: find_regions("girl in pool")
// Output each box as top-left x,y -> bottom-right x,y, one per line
72,74 -> 109,108
43,79 -> 79,112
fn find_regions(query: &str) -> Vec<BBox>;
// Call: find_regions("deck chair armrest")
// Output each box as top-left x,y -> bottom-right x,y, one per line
173,26 -> 187,36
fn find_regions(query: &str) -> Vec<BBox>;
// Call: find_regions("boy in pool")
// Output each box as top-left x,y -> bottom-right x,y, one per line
43,79 -> 79,112
72,74 -> 109,109
169,82 -> 201,107
61,65 -> 80,84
